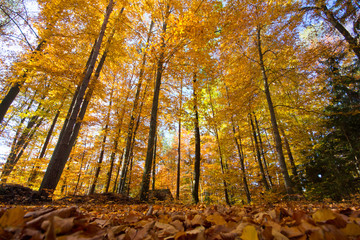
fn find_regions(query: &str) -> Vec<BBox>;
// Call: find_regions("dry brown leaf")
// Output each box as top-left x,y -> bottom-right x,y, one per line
171,219 -> 184,232
155,221 -> 179,237
271,229 -> 289,240
186,226 -> 205,240
133,221 -> 155,240
206,213 -> 227,225
341,222 -> 360,236
241,225 -> 258,240
26,207 -> 77,228
41,216 -> 75,235
280,226 -> 304,238
312,209 -> 336,223
0,207 -> 25,233
191,214 -> 204,226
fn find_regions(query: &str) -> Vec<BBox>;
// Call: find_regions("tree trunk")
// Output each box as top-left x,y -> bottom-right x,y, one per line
233,125 -> 251,203
256,26 -> 293,194
192,73 -> 201,204
279,126 -> 301,190
0,41 -> 46,123
1,105 -> 44,182
39,0 -> 114,196
176,78 -> 183,200
139,5 -> 170,201
28,107 -> 61,185
152,135 -> 157,191
208,85 -> 230,205
89,92 -> 112,195
118,20 -> 154,194
254,114 -> 273,187
250,113 -> 270,190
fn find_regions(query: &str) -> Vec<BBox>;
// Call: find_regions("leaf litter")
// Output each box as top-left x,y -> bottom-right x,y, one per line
0,200 -> 360,239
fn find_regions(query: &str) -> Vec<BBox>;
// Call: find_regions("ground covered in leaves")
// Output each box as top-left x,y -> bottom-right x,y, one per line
0,185 -> 360,239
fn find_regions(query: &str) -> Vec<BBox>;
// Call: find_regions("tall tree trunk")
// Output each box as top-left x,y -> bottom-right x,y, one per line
208,85 -> 230,205
118,20 -> 154,194
105,78 -> 132,193
139,5 -> 170,201
254,114 -> 273,187
176,78 -> 183,200
126,88 -> 147,195
39,0 -> 115,196
256,26 -> 293,194
250,113 -> 270,190
89,91 -> 113,195
233,125 -> 251,203
0,41 -> 46,123
152,135 -> 157,191
192,73 -> 201,204
1,106 -> 44,182
28,107 -> 61,185
279,126 -> 300,188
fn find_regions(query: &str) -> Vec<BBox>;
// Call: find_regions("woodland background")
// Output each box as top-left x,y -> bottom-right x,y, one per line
0,0 -> 359,204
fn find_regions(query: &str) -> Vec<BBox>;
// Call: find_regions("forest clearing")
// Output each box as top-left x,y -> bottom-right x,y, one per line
0,0 -> 359,238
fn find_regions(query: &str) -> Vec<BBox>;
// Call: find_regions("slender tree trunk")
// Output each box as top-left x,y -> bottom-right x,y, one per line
89,96 -> 112,195
176,78 -> 183,200
73,148 -> 86,196
39,0 -> 114,196
28,108 -> 60,185
279,126 -> 301,190
254,114 -> 273,187
233,125 -> 251,203
256,26 -> 293,194
113,151 -> 124,193
152,135 -> 157,191
250,113 -> 270,190
1,107 -> 44,182
139,5 -> 170,201
0,41 -> 46,123
118,20 -> 154,194
192,73 -> 201,204
208,85 -> 230,205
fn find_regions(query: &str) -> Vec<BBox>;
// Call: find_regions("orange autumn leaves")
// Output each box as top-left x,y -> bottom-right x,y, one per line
1,203 -> 360,239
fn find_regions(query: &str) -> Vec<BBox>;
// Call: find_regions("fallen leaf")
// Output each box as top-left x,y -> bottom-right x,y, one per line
312,209 -> 336,223
281,226 -> 304,238
207,213 -> 227,225
341,222 -> 360,236
241,225 -> 258,240
41,216 -> 74,235
0,207 -> 25,233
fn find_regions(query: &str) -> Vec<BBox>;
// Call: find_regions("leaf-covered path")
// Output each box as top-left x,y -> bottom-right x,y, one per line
1,199 -> 360,239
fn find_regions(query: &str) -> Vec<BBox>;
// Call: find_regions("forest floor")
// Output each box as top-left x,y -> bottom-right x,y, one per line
0,184 -> 360,239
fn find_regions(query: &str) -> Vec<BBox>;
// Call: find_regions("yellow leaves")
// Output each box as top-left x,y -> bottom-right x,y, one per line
341,223 -> 360,236
241,225 -> 258,240
0,207 -> 25,234
206,213 -> 227,225
312,208 -> 336,223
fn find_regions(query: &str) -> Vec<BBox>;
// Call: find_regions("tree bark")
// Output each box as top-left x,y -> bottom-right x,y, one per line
176,78 -> 183,200
118,20 -> 154,194
208,85 -> 230,205
0,41 -> 46,123
139,5 -> 170,201
254,114 -> 273,187
256,26 -> 293,194
1,104 -> 44,182
192,73 -> 201,204
250,113 -> 270,190
28,107 -> 60,185
39,0 -> 114,196
89,91 -> 112,195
